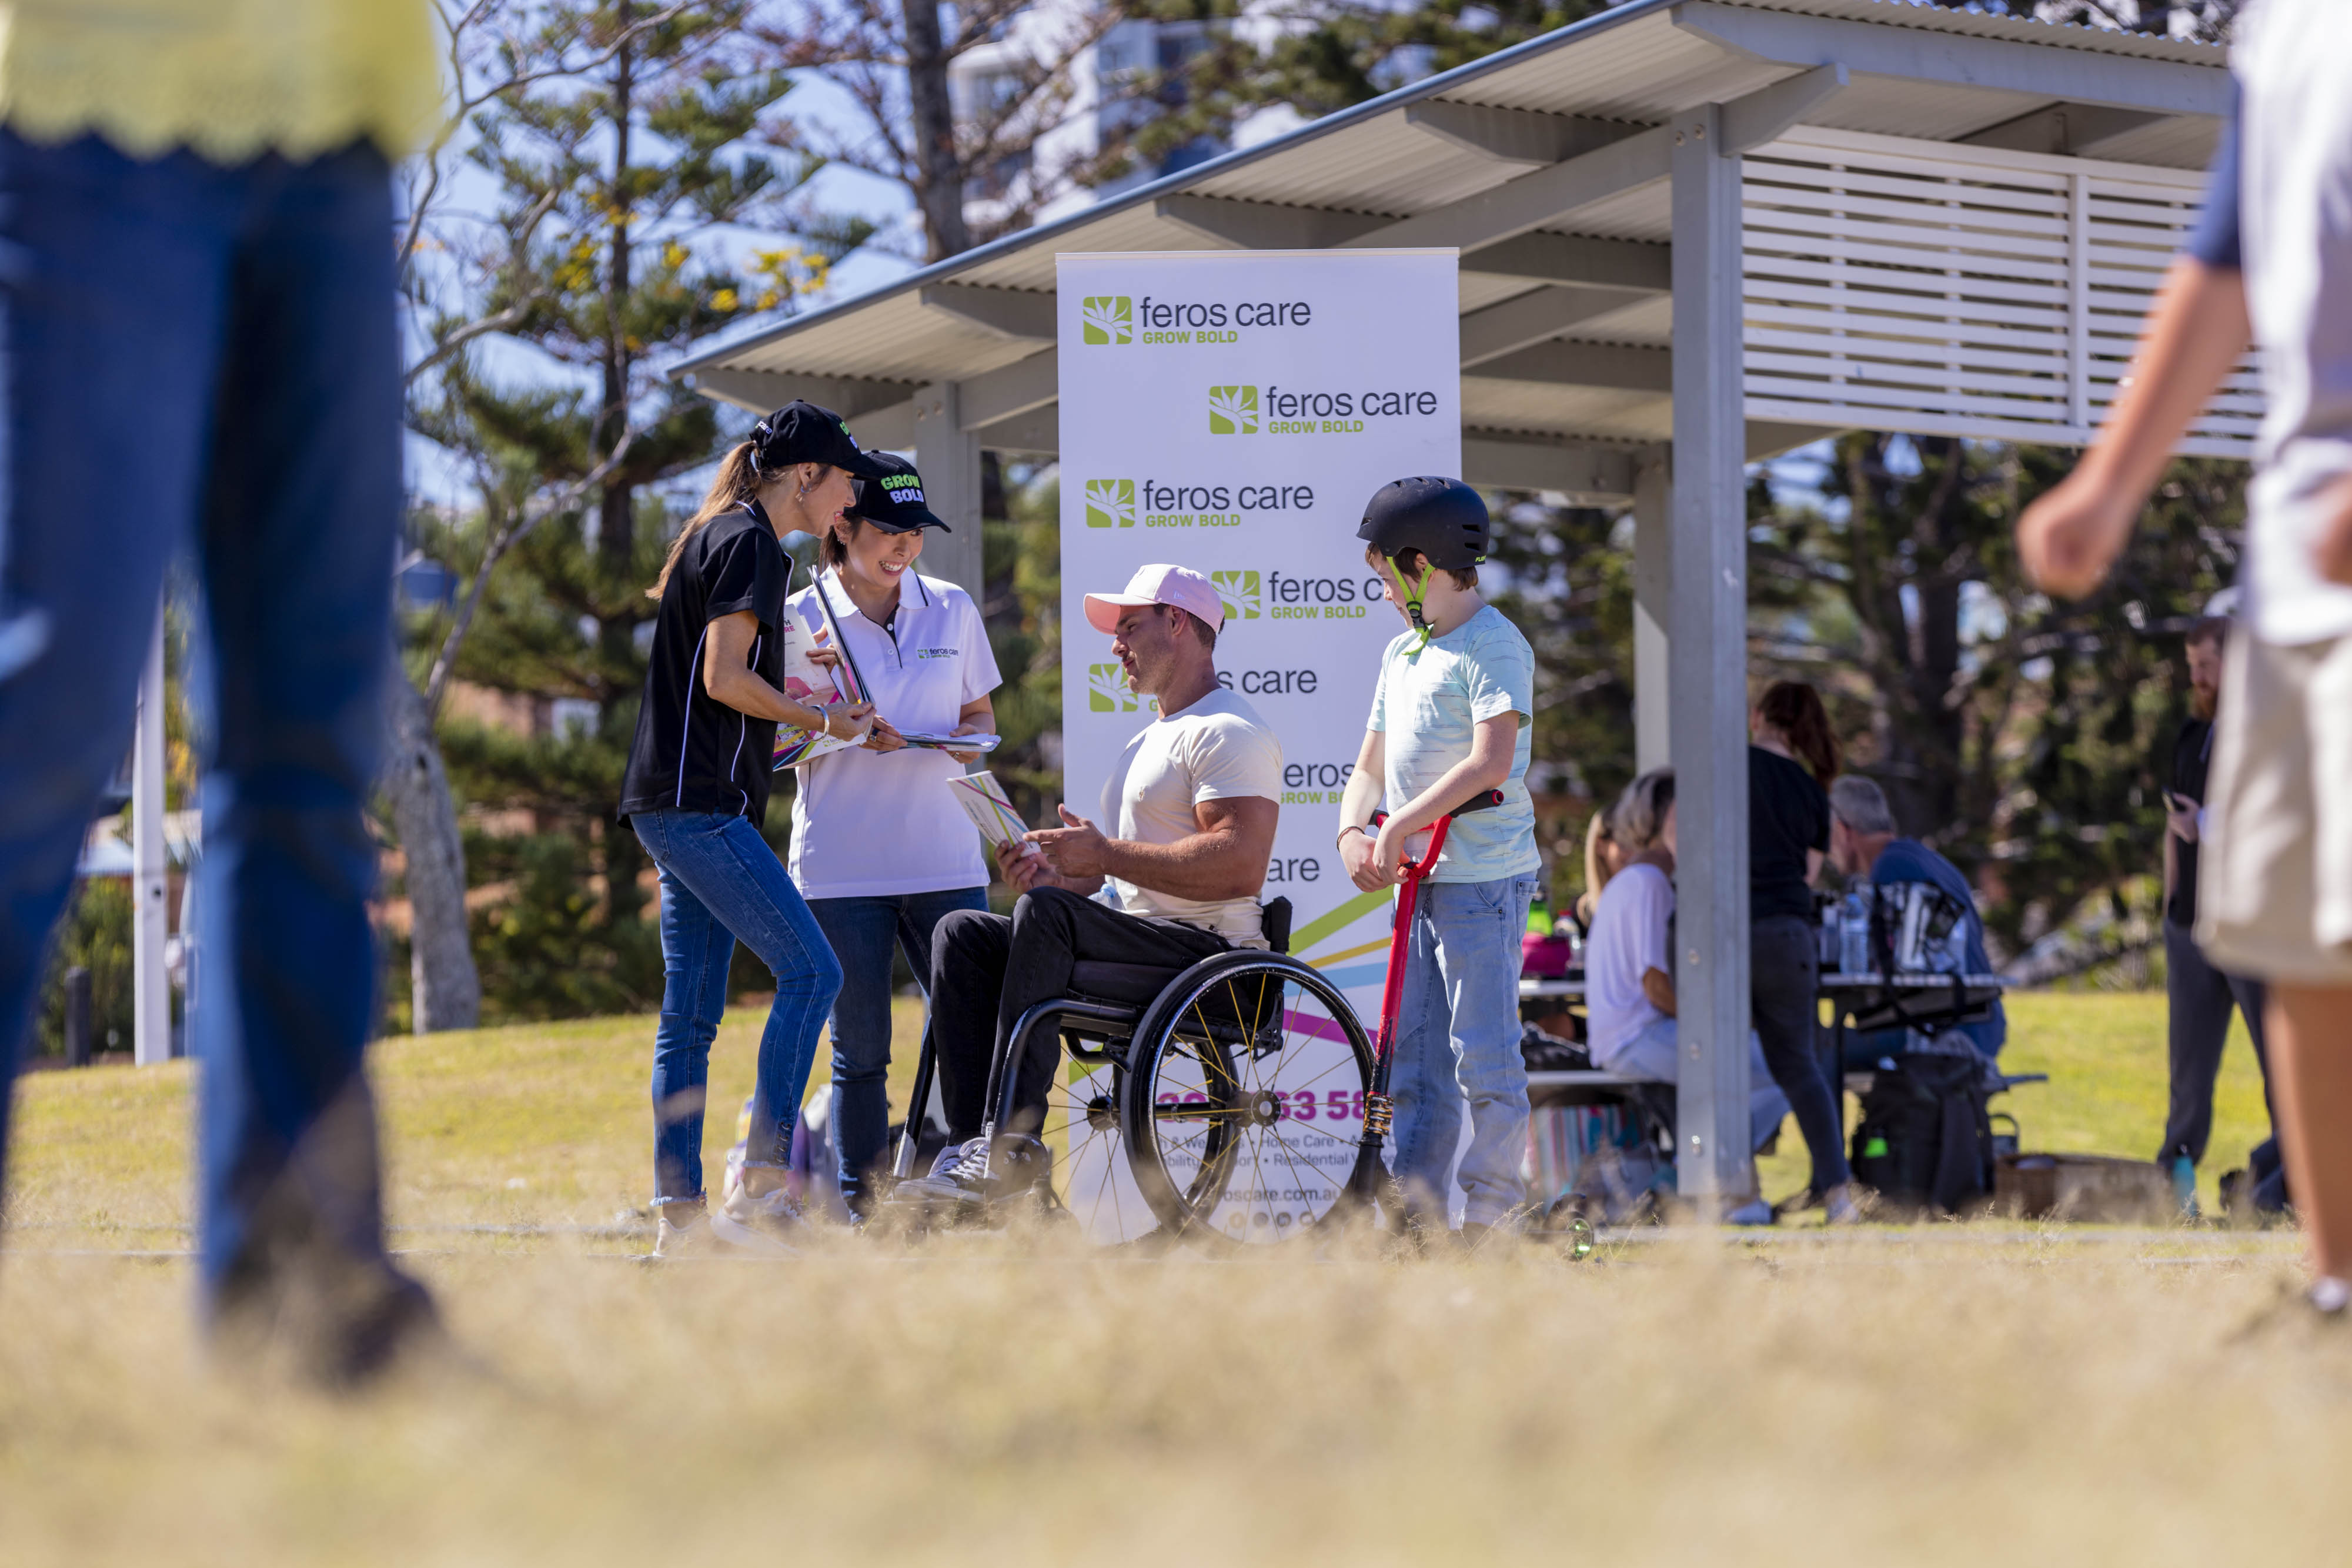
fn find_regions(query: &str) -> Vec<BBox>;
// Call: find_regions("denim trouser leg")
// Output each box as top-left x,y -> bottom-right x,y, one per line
810,887 -> 986,1213
0,133 -> 410,1311
1751,913 -> 1852,1193
643,850 -> 736,1205
633,810 -> 841,1202
1388,875 -> 1538,1228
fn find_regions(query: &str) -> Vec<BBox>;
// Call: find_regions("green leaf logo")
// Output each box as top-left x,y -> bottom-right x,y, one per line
1087,662 -> 1140,713
1210,570 -> 1261,621
1081,296 -> 1131,346
1084,479 -> 1135,529
1208,385 -> 1258,435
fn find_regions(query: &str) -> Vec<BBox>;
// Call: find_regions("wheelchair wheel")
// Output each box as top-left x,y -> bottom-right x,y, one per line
1035,1055 -> 1172,1246
1118,951 -> 1375,1247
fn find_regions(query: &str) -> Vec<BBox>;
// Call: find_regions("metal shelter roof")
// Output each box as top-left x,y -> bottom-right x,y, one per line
670,0 -> 2229,492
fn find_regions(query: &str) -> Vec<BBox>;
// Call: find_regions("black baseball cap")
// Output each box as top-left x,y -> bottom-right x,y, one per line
749,400 -> 888,479
846,452 -> 950,533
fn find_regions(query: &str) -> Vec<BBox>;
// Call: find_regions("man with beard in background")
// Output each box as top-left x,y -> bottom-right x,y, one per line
2160,612 -> 2284,1218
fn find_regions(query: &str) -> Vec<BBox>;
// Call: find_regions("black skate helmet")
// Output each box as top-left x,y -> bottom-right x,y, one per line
1358,476 -> 1490,648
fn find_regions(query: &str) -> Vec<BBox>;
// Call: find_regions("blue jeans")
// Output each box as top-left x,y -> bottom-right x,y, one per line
0,133 -> 411,1317
809,887 -> 987,1213
632,810 -> 842,1206
1389,874 -> 1539,1228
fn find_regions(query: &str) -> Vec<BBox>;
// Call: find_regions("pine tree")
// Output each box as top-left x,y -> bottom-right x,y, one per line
403,0 -> 868,1022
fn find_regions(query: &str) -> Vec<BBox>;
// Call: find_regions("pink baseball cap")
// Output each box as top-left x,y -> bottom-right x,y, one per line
1083,564 -> 1225,637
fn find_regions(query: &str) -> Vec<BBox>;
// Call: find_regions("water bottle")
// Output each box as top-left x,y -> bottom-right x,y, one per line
1839,892 -> 1871,976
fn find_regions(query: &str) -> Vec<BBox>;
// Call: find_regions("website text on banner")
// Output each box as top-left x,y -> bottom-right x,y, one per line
1055,249 -> 1462,1241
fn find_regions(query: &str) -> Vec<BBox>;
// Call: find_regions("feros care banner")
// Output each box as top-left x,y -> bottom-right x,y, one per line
1055,249 -> 1460,1242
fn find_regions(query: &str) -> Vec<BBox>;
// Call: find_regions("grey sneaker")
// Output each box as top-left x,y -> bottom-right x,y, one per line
893,1136 -> 995,1207
710,1185 -> 807,1256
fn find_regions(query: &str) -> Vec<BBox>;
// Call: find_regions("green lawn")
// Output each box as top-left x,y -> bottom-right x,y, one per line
4,990 -> 2273,1239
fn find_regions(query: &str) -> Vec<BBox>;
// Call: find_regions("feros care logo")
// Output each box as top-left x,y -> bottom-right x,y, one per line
1211,570 -> 1261,621
1081,296 -> 1132,346
1087,663 -> 1156,714
1084,479 -> 1135,529
1208,386 -> 1258,436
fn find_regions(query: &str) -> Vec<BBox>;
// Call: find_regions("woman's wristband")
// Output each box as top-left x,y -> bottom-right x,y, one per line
1337,823 -> 1368,850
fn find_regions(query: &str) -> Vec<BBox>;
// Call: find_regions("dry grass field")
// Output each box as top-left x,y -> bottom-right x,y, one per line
2,992 -> 2338,1567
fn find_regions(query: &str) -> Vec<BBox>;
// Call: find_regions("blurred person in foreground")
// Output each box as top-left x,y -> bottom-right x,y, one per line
2017,0 -> 2352,1319
2158,617 -> 2283,1215
1825,776 -> 2007,1066
0,3 -> 445,1381
1748,681 -> 1860,1223
1582,769 -> 1792,1209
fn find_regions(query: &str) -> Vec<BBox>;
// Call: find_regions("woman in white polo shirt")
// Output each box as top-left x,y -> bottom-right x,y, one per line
786,453 -> 1001,1216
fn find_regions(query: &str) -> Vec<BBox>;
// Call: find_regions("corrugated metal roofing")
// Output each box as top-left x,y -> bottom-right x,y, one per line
672,0 -> 2227,455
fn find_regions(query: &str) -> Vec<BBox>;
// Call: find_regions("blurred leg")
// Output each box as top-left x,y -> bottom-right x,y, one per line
0,135 -> 224,1193
191,146 -> 424,1366
2266,986 -> 2352,1281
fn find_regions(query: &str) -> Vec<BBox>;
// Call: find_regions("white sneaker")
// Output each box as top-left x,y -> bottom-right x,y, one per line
1823,1183 -> 1866,1226
1724,1198 -> 1775,1227
653,1206 -> 710,1258
710,1184 -> 807,1256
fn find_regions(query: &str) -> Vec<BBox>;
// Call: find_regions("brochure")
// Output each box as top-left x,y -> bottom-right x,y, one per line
771,569 -> 871,770
948,771 -> 1033,851
899,731 -> 1003,753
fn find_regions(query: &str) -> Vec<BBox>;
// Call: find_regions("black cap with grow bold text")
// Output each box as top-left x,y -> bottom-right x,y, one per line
846,452 -> 950,533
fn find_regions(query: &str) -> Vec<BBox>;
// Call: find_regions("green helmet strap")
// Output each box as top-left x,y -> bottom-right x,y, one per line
1396,556 -> 1435,653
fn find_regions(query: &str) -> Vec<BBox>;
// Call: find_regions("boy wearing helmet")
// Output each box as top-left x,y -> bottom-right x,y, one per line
1335,477 -> 1541,1244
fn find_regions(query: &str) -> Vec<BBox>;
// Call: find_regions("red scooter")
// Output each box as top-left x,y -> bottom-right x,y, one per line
1337,788 -> 1504,1224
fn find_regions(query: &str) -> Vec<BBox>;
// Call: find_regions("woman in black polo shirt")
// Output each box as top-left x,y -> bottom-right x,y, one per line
618,401 -> 885,1257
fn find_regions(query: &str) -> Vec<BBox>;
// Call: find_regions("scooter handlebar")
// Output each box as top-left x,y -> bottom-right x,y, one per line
1368,788 -> 1504,830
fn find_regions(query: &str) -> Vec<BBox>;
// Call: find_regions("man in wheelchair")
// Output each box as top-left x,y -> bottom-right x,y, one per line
897,564 -> 1283,1213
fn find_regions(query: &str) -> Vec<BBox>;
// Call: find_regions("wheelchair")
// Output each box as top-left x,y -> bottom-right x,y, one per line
887,897 -> 1382,1247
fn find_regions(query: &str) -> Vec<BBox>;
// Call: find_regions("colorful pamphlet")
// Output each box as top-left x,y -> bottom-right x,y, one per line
948,771 -> 1031,851
771,569 -> 871,770
898,731 -> 1003,753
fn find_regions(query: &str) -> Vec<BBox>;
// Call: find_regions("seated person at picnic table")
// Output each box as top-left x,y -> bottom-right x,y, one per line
901,564 -> 1281,1209
1825,775 -> 2007,1064
1582,768 -> 1793,1172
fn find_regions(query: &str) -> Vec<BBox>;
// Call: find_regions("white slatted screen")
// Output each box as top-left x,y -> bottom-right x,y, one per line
1740,126 -> 2259,458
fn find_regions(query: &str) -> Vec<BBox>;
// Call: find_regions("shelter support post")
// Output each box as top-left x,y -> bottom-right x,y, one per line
132,607 -> 170,1066
1668,101 -> 1753,1207
1633,456 -> 1671,776
912,381 -> 985,601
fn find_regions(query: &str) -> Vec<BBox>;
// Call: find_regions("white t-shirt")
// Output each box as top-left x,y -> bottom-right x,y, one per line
2234,0 -> 2352,646
1584,861 -> 1672,1071
786,571 -> 1001,899
1095,687 -> 1282,945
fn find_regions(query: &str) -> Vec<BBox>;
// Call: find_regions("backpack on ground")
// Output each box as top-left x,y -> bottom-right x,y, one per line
1849,1053 -> 1995,1215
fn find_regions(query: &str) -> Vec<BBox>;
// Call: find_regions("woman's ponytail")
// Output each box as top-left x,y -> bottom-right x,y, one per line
647,443 -> 761,600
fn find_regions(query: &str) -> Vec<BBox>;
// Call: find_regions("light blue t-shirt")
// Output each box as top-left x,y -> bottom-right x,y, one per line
1366,604 -> 1539,883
